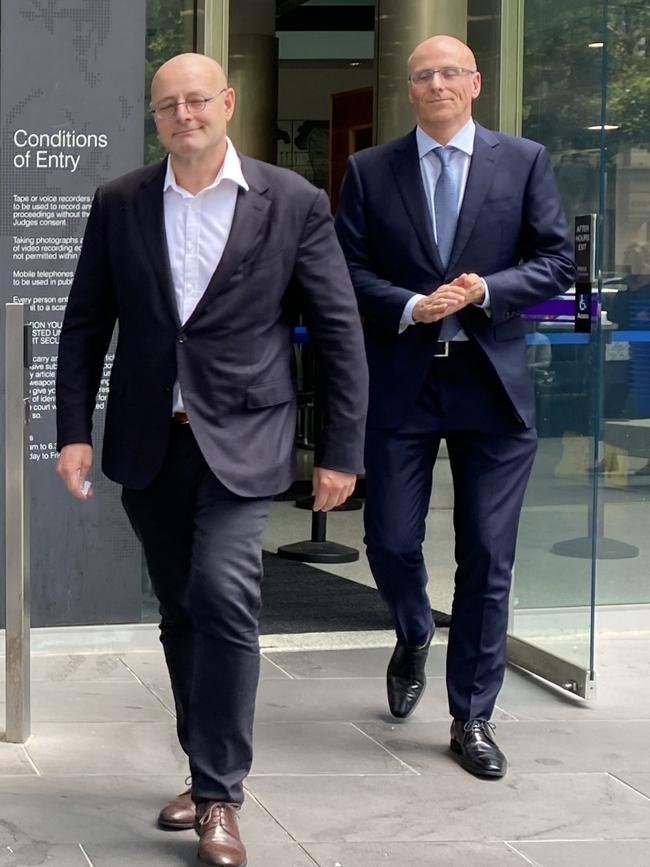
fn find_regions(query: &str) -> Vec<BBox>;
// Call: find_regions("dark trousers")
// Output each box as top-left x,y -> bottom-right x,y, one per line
121,423 -> 271,805
364,343 -> 537,721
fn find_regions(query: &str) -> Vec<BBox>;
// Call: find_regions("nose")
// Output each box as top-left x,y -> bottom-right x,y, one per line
174,101 -> 193,121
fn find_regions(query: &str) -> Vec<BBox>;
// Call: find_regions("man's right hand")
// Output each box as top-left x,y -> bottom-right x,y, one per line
412,277 -> 485,324
412,282 -> 468,323
56,443 -> 94,500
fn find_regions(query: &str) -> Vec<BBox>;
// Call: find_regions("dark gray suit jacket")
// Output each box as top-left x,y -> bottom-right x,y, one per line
56,155 -> 368,495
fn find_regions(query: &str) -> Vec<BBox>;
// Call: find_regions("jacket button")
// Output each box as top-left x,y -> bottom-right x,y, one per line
177,335 -> 185,344
163,385 -> 171,393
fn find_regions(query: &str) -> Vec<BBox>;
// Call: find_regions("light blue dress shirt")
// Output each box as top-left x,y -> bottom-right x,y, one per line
399,118 -> 491,336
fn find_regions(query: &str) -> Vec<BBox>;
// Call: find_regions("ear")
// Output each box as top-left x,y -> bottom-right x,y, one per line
224,87 -> 236,121
471,71 -> 482,100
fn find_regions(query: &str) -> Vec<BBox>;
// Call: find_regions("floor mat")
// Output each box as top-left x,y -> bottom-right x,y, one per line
260,551 -> 393,634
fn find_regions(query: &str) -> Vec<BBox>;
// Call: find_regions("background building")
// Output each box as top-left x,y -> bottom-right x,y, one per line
1,0 -> 649,699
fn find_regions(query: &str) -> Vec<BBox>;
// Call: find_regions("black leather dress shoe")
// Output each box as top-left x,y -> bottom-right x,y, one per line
386,628 -> 434,719
450,719 -> 507,778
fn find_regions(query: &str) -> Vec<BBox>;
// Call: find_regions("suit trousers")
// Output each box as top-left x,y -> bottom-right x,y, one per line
364,341 -> 537,721
121,422 -> 271,804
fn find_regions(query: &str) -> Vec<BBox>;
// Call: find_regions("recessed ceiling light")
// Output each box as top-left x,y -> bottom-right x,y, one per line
587,124 -> 620,130
588,42 -> 604,48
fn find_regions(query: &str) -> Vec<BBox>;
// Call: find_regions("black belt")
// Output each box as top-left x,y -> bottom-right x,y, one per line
433,340 -> 472,358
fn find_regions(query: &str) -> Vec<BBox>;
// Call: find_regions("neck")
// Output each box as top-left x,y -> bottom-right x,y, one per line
170,145 -> 226,196
422,117 -> 470,146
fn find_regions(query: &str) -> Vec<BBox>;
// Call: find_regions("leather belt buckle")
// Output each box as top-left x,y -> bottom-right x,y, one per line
433,341 -> 450,358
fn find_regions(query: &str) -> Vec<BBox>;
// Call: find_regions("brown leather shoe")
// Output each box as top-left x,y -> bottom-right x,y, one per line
195,801 -> 247,867
158,787 -> 195,830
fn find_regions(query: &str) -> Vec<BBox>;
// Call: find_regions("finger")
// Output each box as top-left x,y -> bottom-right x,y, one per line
319,483 -> 339,511
334,483 -> 355,508
64,473 -> 88,500
320,494 -> 339,512
312,481 -> 328,511
56,460 -> 88,500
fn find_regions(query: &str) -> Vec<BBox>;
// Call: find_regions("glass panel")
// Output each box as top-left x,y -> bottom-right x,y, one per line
141,0 -> 197,621
509,0 -> 604,674
468,0 -> 502,131
598,0 -> 650,626
145,0 -> 197,164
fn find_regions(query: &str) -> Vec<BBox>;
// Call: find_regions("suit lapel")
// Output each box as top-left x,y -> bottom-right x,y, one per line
447,124 -> 500,274
134,160 -> 180,326
389,132 -> 444,274
182,157 -> 271,328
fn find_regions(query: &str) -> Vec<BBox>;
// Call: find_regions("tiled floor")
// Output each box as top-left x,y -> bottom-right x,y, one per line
1,634 -> 649,866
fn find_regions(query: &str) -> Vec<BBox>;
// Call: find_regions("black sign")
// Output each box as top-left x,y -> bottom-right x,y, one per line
574,214 -> 596,333
1,0 -> 147,627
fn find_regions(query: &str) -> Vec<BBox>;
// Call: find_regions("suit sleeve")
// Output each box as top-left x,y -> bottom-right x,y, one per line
335,155 -> 419,335
292,188 -> 369,475
483,145 -> 576,323
56,187 -> 117,450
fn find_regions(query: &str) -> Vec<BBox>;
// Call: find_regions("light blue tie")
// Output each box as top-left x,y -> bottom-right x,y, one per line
433,145 -> 459,268
433,146 -> 461,340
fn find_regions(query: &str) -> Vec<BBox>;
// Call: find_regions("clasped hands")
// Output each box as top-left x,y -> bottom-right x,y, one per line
412,272 -> 485,324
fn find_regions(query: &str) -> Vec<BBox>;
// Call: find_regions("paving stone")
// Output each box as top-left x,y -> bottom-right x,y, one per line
255,677 -> 509,724
496,667 -> 650,721
121,651 -> 286,684
24,722 -> 186,776
265,644 -> 447,679
0,777 -> 287,847
611,773 -> 650,799
304,841 -> 529,866
0,655 -> 134,684
0,745 -> 37,777
246,772 -> 650,843
0,843 -> 89,866
511,840 -> 650,867
0,682 -> 173,725
251,722 -> 413,775
86,839 -> 317,866
356,719 -> 650,775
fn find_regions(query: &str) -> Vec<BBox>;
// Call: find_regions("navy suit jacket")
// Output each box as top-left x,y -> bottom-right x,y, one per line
56,155 -> 368,495
334,124 -> 576,429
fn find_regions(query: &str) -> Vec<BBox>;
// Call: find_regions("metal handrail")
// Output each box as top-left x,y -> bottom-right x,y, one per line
4,303 -> 31,743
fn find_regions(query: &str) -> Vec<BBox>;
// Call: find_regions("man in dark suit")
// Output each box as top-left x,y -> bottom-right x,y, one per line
56,53 -> 367,866
335,35 -> 575,778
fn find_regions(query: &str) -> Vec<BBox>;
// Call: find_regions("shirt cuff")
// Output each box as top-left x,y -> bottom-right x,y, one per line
475,278 -> 491,316
399,294 -> 427,333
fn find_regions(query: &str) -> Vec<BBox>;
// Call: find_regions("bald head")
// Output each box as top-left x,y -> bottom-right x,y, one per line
408,35 -> 477,75
149,52 -> 236,184
151,53 -> 227,103
406,34 -> 481,144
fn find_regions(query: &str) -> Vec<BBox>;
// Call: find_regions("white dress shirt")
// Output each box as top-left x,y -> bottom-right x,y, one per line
400,118 -> 490,336
163,137 -> 249,412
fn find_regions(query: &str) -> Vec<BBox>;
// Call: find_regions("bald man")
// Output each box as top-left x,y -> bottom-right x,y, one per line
56,53 -> 367,865
335,36 -> 574,777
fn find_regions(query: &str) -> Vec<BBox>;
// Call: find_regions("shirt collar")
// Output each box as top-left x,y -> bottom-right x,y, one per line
416,118 -> 476,160
163,136 -> 250,196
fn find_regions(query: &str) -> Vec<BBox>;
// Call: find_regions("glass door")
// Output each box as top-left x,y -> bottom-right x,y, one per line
505,0 -> 611,698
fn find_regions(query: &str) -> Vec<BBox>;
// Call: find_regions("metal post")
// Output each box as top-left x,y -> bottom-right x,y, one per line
4,303 -> 31,743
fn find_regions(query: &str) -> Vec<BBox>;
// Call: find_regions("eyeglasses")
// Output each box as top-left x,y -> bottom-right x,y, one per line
408,67 -> 476,85
150,88 -> 227,119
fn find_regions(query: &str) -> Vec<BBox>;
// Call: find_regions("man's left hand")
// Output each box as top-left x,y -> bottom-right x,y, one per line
312,467 -> 357,511
450,272 -> 485,305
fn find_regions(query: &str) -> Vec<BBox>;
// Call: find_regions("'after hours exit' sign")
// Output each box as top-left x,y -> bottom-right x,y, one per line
574,214 -> 596,334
